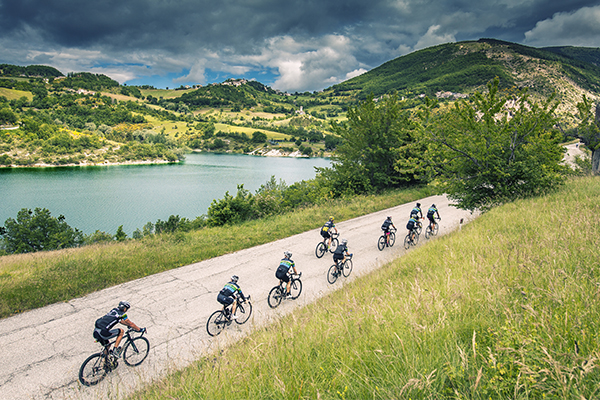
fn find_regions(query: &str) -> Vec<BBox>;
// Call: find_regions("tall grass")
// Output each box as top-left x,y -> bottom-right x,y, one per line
131,177 -> 600,399
0,186 -> 432,318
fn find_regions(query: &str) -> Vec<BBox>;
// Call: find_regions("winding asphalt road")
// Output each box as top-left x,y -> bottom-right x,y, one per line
0,195 -> 476,400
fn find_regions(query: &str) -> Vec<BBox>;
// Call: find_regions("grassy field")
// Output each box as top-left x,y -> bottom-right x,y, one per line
0,186 -> 432,319
130,177 -> 600,399
0,87 -> 33,101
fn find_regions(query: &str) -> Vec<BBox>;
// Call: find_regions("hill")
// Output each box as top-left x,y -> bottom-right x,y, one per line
328,38 -> 600,111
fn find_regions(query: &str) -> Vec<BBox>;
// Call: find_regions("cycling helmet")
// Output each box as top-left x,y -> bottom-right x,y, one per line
416,203 -> 421,207
231,275 -> 239,283
118,301 -> 131,311
432,204 -> 436,208
284,251 -> 292,258
329,216 -> 334,221
387,216 -> 392,219
342,239 -> 348,245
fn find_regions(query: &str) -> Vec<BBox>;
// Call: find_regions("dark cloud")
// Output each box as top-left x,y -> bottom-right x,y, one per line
0,0 -> 598,91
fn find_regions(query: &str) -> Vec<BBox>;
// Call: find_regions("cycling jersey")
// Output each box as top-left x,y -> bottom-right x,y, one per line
381,219 -> 393,231
321,220 -> 334,233
220,281 -> 243,298
410,207 -> 421,218
427,206 -> 438,217
95,308 -> 128,331
406,217 -> 419,231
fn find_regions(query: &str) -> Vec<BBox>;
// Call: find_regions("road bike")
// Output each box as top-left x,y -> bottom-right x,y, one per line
377,228 -> 396,251
78,328 -> 149,386
206,295 -> 252,337
268,272 -> 302,308
424,218 -> 440,239
327,254 -> 353,284
403,229 -> 419,249
315,231 -> 339,258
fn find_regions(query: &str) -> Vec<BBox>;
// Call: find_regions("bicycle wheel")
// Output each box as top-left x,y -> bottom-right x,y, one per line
404,234 -> 411,250
377,235 -> 386,251
207,310 -> 227,336
268,286 -> 283,308
123,337 -> 150,367
327,265 -> 339,284
433,222 -> 439,236
79,353 -> 108,386
388,232 -> 396,247
416,223 -> 422,236
315,242 -> 326,258
425,226 -> 431,239
412,232 -> 419,246
234,301 -> 252,325
289,279 -> 302,299
330,237 -> 339,250
342,259 -> 353,277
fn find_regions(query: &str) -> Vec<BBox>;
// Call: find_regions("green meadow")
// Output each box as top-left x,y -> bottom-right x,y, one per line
130,177 -> 600,399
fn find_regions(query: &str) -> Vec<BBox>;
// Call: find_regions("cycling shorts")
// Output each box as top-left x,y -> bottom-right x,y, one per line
217,293 -> 234,306
276,266 -> 290,282
333,254 -> 344,262
428,215 -> 436,223
320,230 -> 331,239
93,327 -> 120,345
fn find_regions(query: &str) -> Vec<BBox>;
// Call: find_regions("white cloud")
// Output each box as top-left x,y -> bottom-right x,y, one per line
524,5 -> 600,47
414,25 -> 456,51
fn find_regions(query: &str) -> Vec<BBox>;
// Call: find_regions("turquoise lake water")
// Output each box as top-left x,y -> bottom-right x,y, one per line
0,153 -> 330,234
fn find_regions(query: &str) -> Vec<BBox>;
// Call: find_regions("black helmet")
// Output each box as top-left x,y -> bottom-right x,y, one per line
231,275 -> 239,283
432,204 -> 436,208
416,203 -> 421,207
387,216 -> 392,219
118,301 -> 131,311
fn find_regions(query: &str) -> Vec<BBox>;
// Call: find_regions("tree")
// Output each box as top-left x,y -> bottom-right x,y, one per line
0,208 -> 83,254
206,185 -> 254,226
573,96 -> 600,174
324,93 -> 423,195
114,225 -> 127,241
420,78 -> 565,211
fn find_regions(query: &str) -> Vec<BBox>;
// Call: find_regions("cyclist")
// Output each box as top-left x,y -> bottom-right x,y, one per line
381,216 -> 396,238
217,275 -> 246,320
93,301 -> 144,358
410,203 -> 423,231
320,216 -> 338,250
426,204 -> 441,231
410,203 -> 423,219
406,215 -> 419,242
276,251 -> 299,297
333,238 -> 352,268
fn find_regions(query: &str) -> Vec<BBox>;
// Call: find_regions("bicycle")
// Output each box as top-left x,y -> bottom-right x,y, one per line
327,254 -> 353,284
268,272 -> 302,308
78,328 -> 149,386
315,231 -> 339,258
403,229 -> 419,249
425,218 -> 440,239
206,295 -> 252,337
377,228 -> 396,251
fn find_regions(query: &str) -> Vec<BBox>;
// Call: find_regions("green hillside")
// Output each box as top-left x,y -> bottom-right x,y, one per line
330,39 -> 600,102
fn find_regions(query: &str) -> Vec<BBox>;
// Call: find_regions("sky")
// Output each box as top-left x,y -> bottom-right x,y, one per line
0,0 -> 599,93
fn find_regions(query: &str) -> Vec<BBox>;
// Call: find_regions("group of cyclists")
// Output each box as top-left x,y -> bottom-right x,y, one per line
91,203 -> 440,358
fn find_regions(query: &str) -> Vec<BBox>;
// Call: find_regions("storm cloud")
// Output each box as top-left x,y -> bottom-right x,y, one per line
0,0 -> 598,91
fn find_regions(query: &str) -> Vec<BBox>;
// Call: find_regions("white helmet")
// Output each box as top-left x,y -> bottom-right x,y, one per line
284,251 -> 292,258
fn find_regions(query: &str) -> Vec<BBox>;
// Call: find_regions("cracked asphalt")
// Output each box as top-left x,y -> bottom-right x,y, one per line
0,194 -> 476,400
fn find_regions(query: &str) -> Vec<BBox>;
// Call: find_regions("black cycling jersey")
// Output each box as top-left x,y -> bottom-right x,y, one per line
95,308 -> 128,331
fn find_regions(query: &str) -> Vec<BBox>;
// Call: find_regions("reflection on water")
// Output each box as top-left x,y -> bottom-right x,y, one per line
0,153 -> 330,234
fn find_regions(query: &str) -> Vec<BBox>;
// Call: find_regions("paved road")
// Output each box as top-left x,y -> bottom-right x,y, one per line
0,194 -> 475,400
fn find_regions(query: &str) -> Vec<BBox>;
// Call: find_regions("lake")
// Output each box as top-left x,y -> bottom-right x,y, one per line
0,153 -> 331,235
